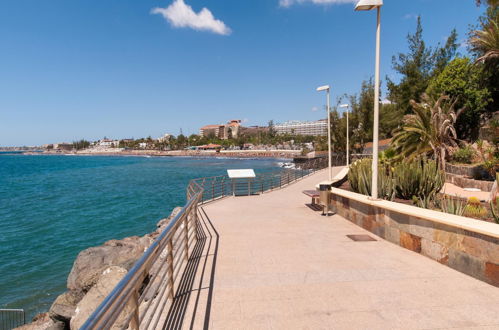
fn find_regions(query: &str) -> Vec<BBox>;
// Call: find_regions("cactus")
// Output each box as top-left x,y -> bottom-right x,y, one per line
464,197 -> 488,219
348,158 -> 394,200
491,197 -> 499,224
393,157 -> 444,201
491,173 -> 499,224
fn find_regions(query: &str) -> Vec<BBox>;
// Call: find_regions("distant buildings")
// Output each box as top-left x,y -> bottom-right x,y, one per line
274,120 -> 327,136
157,134 -> 171,143
99,138 -> 119,147
199,120 -> 241,140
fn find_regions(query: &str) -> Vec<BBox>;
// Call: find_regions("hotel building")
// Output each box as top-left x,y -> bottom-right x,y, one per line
274,120 -> 327,136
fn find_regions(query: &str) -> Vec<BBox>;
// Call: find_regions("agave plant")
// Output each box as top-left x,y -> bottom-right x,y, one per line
438,196 -> 466,216
392,94 -> 463,169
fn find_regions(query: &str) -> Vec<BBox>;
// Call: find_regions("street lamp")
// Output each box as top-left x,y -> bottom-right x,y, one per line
355,0 -> 383,200
316,85 -> 332,181
339,104 -> 350,167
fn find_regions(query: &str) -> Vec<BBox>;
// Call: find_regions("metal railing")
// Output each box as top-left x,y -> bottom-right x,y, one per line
81,191 -> 202,329
0,309 -> 25,330
186,157 -> 331,203
80,156 -> 335,329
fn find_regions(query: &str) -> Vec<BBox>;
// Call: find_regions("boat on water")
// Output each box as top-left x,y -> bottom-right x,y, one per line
277,162 -> 295,169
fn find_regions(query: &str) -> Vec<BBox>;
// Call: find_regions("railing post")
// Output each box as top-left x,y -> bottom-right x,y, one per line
167,239 -> 174,299
130,290 -> 140,330
184,217 -> 189,261
212,181 -> 215,201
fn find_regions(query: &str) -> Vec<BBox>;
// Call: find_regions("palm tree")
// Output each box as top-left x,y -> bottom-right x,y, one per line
392,94 -> 463,168
470,17 -> 499,63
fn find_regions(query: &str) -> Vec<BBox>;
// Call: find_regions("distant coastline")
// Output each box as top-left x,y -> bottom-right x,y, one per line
20,149 -> 302,159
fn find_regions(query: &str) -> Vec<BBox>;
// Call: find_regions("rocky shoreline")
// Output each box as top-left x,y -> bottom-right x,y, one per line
17,207 -> 183,330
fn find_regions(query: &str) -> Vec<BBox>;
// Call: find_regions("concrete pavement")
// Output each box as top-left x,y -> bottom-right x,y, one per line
164,167 -> 499,329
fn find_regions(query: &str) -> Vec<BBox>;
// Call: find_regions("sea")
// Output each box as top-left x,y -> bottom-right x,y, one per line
0,154 -> 281,320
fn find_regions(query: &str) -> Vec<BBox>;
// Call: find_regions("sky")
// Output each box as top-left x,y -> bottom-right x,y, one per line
0,0 -> 486,146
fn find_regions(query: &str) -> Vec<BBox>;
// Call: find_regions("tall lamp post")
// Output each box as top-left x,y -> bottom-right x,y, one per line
339,104 -> 350,167
355,0 -> 383,200
317,85 -> 332,181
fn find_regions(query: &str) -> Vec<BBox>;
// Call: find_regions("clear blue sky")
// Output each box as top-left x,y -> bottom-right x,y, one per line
0,0 -> 485,146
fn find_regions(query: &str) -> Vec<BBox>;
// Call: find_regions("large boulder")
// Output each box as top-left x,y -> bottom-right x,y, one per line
14,313 -> 64,330
49,290 -> 84,324
151,207 -> 183,239
67,236 -> 152,293
70,266 -> 130,330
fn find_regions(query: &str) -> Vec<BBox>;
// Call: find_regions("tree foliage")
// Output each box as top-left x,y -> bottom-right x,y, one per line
387,17 -> 458,114
392,94 -> 462,168
427,57 -> 491,139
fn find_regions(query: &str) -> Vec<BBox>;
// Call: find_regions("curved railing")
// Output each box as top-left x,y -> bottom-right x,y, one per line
80,156 -> 334,329
187,156 -> 335,204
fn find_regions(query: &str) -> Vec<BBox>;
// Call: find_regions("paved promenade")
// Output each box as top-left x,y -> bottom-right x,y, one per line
165,167 -> 499,329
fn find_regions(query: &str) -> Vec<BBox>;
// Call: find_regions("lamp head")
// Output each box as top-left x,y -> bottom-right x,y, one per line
339,104 -> 350,109
355,0 -> 383,11
316,85 -> 330,92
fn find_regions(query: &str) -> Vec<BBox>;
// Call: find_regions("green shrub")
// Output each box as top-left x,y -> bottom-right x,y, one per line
452,146 -> 475,164
393,158 -> 444,201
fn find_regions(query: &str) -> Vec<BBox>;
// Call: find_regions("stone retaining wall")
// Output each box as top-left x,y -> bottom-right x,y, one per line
445,173 -> 494,192
445,163 -> 492,181
329,189 -> 499,287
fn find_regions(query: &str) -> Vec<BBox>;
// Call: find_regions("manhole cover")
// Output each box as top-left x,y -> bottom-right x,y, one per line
347,234 -> 376,242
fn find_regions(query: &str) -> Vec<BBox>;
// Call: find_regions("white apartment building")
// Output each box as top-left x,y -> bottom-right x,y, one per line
274,120 -> 327,136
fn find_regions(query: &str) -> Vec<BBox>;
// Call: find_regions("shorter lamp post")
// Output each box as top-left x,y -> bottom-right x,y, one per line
316,85 -> 332,180
339,104 -> 350,166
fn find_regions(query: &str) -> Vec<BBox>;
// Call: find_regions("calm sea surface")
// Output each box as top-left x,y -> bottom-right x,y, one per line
0,155 -> 281,319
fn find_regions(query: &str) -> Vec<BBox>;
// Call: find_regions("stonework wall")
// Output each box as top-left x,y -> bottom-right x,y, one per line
445,163 -> 493,181
330,193 -> 499,287
445,173 -> 494,192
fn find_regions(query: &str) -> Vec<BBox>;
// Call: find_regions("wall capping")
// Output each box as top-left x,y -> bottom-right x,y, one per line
331,188 -> 499,239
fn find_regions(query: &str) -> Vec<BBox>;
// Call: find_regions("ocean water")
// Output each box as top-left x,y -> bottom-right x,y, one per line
0,155 -> 280,320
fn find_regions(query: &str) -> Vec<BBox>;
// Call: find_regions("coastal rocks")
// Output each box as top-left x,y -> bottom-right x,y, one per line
49,290 -> 83,324
14,313 -> 64,330
20,206 -> 182,330
70,266 -> 129,330
151,206 -> 183,239
67,236 -> 153,293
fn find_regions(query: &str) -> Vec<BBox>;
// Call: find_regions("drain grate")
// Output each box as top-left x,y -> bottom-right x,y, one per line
347,234 -> 376,242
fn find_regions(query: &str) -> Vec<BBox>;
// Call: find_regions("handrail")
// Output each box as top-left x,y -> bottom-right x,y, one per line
187,156 -> 336,203
80,156 -> 334,329
81,192 -> 202,329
